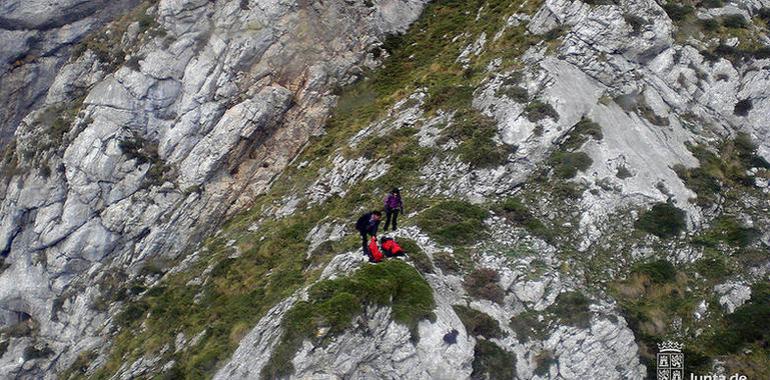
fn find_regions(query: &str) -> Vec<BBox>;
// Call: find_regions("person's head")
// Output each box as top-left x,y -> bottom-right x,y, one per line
391,188 -> 400,196
372,210 -> 382,220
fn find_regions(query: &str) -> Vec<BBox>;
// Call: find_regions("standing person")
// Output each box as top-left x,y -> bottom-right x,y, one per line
383,188 -> 404,232
355,210 -> 382,257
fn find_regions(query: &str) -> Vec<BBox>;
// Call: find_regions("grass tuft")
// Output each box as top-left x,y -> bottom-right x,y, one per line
634,203 -> 686,239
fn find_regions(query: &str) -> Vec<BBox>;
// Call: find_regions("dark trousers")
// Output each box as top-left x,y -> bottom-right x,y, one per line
360,232 -> 369,256
384,208 -> 399,231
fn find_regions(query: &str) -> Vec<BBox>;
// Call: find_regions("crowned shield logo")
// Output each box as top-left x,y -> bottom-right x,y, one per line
657,341 -> 684,380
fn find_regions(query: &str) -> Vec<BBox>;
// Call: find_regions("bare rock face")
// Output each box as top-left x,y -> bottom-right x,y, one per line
0,0 -> 140,143
0,0 -> 428,376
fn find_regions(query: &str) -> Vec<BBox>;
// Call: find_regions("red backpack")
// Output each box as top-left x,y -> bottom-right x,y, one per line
368,237 -> 383,263
380,237 -> 404,257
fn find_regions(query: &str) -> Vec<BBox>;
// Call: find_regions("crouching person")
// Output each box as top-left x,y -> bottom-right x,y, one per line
355,210 -> 382,257
380,236 -> 405,258
368,237 -> 384,263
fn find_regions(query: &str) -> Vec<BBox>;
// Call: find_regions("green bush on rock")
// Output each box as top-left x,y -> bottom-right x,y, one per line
261,260 -> 435,379
635,203 -> 686,238
416,200 -> 489,246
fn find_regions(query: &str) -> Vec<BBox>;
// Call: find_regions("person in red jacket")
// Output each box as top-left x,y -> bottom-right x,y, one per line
380,236 -> 405,258
368,237 -> 384,263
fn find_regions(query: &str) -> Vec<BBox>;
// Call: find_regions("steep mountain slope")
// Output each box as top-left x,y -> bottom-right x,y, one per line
1,0 -> 769,379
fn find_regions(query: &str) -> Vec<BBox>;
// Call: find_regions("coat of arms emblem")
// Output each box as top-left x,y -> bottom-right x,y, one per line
657,341 -> 684,380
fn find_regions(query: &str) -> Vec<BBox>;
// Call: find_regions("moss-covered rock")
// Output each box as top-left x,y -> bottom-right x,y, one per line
262,260 -> 435,378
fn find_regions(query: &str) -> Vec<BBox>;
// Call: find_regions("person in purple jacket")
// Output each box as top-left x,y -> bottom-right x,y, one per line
383,188 -> 404,232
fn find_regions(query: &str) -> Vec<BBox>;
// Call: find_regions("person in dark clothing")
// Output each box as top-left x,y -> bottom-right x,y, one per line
355,211 -> 382,257
383,188 -> 404,232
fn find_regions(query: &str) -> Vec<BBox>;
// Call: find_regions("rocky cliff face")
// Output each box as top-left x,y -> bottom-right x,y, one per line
1,0 -> 769,379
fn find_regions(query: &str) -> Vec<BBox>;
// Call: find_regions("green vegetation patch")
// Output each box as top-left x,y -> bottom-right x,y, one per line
712,283 -> 770,354
453,305 -> 503,339
662,2 -> 694,21
533,350 -> 558,377
631,259 -> 677,284
549,151 -> 593,179
675,134 -> 769,207
693,250 -> 732,281
399,238 -> 434,273
433,251 -> 462,274
416,200 -> 489,246
72,0 -> 165,71
525,100 -> 559,122
694,216 -> 760,248
440,109 -> 509,168
545,291 -> 592,328
262,260 -> 435,379
634,203 -> 686,239
498,197 -> 553,242
464,268 -> 505,304
561,117 -> 603,151
471,340 -> 516,380
509,309 -> 547,343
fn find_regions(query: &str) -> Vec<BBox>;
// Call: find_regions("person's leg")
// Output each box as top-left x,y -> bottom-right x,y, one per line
361,232 -> 369,256
384,208 -> 393,231
392,209 -> 399,231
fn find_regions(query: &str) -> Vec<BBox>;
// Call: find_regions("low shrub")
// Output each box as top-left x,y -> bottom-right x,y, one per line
453,305 -> 503,338
699,18 -> 720,32
546,291 -> 592,328
525,100 -> 559,122
504,86 -> 529,102
632,259 -> 677,284
722,14 -> 748,29
399,238 -> 434,273
673,163 -> 721,207
700,0 -> 723,8
464,268 -> 505,303
712,283 -> 770,354
733,132 -> 770,169
625,14 -> 647,33
634,203 -> 686,238
694,216 -> 759,248
549,151 -> 593,179
471,340 -> 516,380
433,251 -> 462,273
561,117 -> 603,151
509,310 -> 547,342
416,200 -> 489,246
662,2 -> 694,21
499,198 -> 553,241
457,127 -> 509,168
534,350 -> 558,376
693,253 -> 731,280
